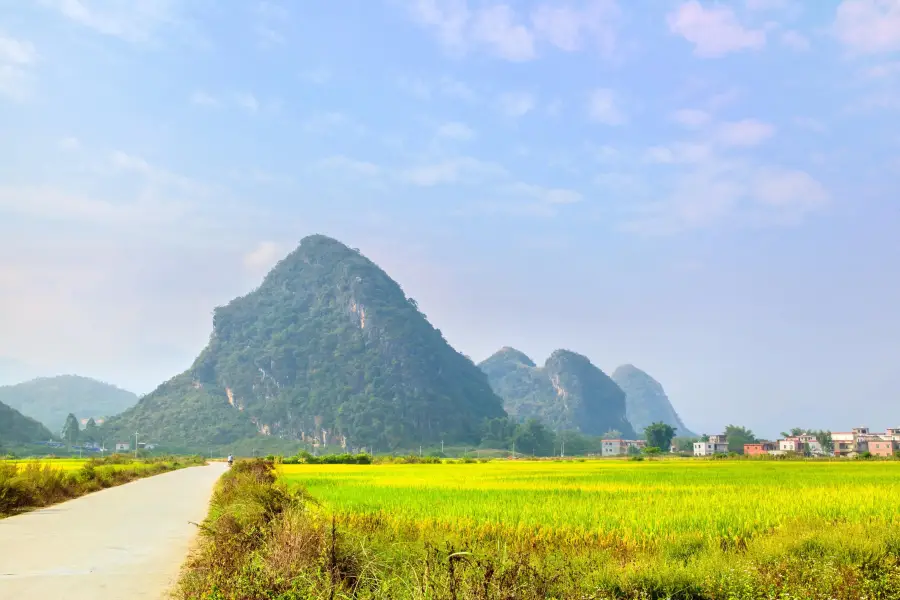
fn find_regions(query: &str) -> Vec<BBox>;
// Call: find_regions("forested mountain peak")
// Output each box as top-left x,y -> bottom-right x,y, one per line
103,234 -> 506,451
612,364 -> 695,437
0,375 -> 138,431
480,348 -> 636,438
483,347 -> 537,368
0,400 -> 53,444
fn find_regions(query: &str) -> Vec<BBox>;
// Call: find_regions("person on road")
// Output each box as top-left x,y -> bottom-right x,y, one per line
227,454 -> 233,467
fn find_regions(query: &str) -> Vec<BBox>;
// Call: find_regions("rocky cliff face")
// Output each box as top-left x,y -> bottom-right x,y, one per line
612,364 -> 695,437
480,348 -> 636,438
104,235 -> 506,450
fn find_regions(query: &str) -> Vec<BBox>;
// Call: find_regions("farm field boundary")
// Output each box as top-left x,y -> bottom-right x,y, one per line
0,454 -> 206,517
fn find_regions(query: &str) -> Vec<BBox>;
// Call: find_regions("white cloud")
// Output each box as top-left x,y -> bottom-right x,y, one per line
707,87 -> 741,110
587,88 -> 626,125
781,30 -> 810,50
0,184 -> 186,225
507,182 -> 583,204
58,137 -> 81,151
234,92 -> 259,113
645,143 -> 712,164
834,0 -> 900,54
41,0 -> 185,43
400,75 -> 479,102
243,241 -> 281,275
302,112 -> 366,135
671,108 -> 711,128
745,0 -> 789,9
190,90 -> 219,106
298,67 -> 332,85
405,0 -> 622,61
497,91 -> 536,117
436,121 -> 475,140
530,0 -> 620,57
0,33 -> 37,101
753,167 -> 829,215
716,119 -> 776,146
667,1 -> 766,57
624,160 -> 828,234
398,156 -> 506,186
316,156 -> 381,177
0,33 -> 37,65
470,4 -> 535,61
794,117 -> 827,133
864,61 -> 900,78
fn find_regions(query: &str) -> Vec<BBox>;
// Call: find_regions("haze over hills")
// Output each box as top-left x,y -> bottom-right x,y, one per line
102,235 -> 506,451
0,375 -> 138,432
612,365 -> 696,438
479,347 -> 636,439
0,400 -> 53,445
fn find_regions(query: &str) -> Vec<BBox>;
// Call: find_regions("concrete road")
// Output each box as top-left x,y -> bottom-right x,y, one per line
0,462 -> 227,599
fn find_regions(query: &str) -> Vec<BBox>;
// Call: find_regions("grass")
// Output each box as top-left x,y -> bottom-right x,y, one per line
0,454 -> 206,516
178,459 -> 900,599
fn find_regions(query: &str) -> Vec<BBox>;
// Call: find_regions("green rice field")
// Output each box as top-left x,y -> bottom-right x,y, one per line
275,459 -> 900,599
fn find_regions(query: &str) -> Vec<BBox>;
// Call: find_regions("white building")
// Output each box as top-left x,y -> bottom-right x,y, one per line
694,434 -> 728,456
115,442 -> 130,452
602,439 -> 647,457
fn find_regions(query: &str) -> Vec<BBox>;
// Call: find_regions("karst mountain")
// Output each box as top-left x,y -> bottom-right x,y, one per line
612,364 -> 695,437
479,347 -> 636,438
103,235 -> 506,451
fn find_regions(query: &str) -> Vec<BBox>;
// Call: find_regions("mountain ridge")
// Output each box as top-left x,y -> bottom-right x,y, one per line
480,347 -> 636,438
0,375 -> 138,432
0,399 -> 53,445
612,364 -> 696,438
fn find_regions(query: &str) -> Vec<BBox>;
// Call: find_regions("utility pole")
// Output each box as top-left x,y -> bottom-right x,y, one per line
419,445 -> 422,457
134,432 -> 139,459
561,430 -> 565,458
441,439 -> 444,454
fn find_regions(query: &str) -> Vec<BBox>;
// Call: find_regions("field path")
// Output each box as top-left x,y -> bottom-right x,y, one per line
0,462 -> 227,599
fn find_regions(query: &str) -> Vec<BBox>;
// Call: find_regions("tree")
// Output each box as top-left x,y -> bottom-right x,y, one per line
82,418 -> 99,444
512,419 -> 555,457
644,422 -> 676,452
602,429 -> 622,440
724,424 -> 757,454
808,430 -> 833,454
61,413 -> 80,447
673,436 -> 698,453
642,446 -> 662,456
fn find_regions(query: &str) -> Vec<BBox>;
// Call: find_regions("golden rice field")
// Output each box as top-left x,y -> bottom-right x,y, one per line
280,459 -> 900,551
1,458 -> 164,473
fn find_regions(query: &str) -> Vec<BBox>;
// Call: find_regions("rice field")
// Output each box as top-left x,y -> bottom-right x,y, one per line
274,459 -> 900,598
280,459 -> 900,548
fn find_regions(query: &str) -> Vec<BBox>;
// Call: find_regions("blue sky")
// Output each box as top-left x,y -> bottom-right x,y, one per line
1,0 -> 899,438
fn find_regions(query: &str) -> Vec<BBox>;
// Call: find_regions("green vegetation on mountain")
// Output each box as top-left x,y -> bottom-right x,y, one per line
104,235 -> 506,451
479,347 -> 636,438
0,375 -> 138,432
611,364 -> 695,437
0,400 -> 53,445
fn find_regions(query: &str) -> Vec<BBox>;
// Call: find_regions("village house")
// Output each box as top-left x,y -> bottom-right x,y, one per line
868,438 -> 899,457
601,439 -> 646,457
694,434 -> 728,456
115,442 -> 130,452
744,441 -> 777,456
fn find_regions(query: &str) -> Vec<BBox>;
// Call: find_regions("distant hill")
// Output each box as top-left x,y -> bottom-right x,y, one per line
0,375 -> 138,432
0,400 -> 53,445
612,365 -> 696,437
480,347 -> 636,438
103,234 -> 506,451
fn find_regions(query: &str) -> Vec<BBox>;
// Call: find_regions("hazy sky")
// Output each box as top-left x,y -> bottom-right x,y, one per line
1,0 -> 898,439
